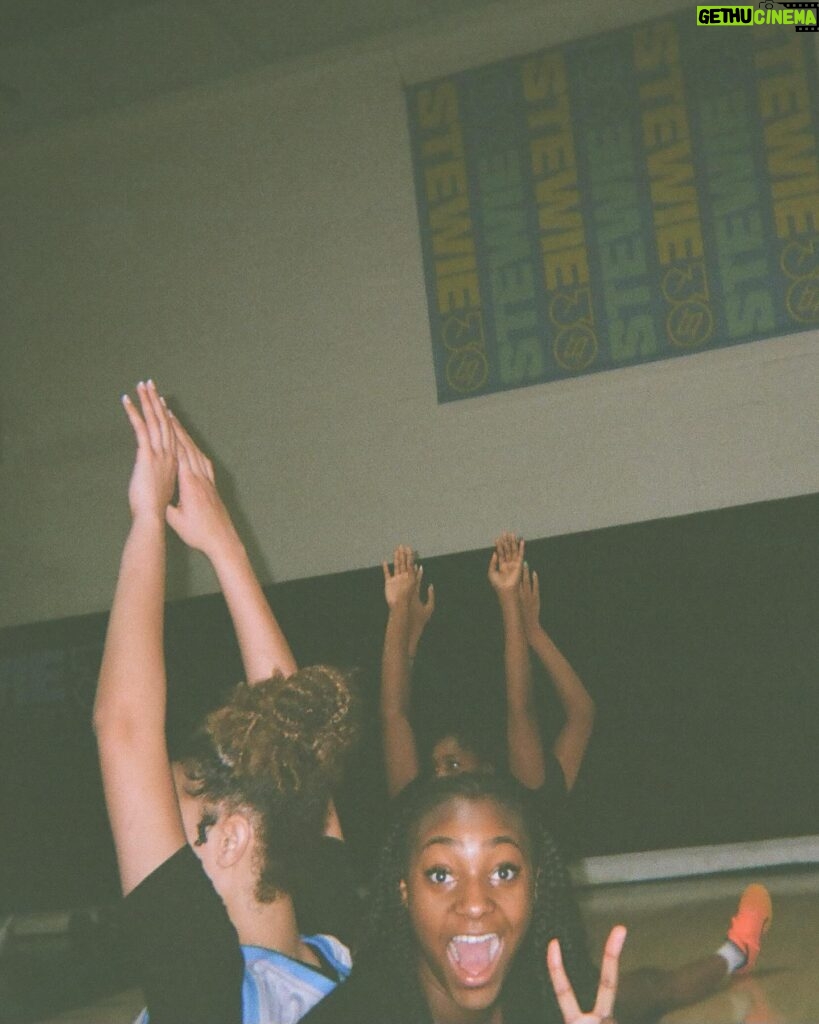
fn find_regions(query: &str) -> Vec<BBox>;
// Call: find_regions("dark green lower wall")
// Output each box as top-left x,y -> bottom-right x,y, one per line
2,493 -> 817,911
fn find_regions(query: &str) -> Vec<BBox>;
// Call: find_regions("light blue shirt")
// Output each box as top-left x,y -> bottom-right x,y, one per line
134,933 -> 351,1024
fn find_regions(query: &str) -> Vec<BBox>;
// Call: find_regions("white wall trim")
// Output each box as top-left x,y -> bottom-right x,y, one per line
571,835 -> 819,887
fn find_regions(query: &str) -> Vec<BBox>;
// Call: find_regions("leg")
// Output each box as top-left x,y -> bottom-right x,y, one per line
616,955 -> 728,1024
614,884 -> 773,1024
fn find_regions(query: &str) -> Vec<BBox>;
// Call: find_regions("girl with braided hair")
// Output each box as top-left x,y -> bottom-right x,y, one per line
94,381 -> 358,1024
302,772 -> 626,1024
378,547 -> 772,1023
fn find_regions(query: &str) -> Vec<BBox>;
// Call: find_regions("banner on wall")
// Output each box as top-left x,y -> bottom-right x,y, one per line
405,7 -> 819,402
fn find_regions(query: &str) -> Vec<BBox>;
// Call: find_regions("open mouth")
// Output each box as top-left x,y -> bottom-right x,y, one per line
446,933 -> 503,985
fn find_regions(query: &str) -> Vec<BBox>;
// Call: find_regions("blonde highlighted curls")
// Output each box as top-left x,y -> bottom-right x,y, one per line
206,664 -> 359,792
181,665 -> 359,901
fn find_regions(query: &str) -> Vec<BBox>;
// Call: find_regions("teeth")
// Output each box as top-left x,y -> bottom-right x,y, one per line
447,933 -> 500,965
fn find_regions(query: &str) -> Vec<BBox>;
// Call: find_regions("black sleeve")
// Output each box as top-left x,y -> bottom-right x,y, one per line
121,845 -> 244,1024
300,963 -> 427,1024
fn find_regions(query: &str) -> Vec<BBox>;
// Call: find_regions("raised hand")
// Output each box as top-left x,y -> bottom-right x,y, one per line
164,412 -> 239,559
488,531 -> 525,594
519,562 -> 541,641
547,925 -> 627,1024
407,563 -> 435,658
381,544 -> 424,795
121,380 -> 177,520
383,544 -> 419,609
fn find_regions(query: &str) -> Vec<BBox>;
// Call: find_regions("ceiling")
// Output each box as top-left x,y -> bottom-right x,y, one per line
0,0 -> 502,138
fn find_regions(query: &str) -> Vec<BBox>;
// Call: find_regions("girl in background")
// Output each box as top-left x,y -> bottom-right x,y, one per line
377,543 -> 770,1023
380,537 -> 594,812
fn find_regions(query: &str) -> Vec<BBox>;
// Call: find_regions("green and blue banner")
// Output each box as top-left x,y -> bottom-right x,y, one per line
406,9 -> 819,401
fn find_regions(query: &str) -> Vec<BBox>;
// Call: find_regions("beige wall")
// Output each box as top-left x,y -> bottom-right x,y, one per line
2,0 -> 817,628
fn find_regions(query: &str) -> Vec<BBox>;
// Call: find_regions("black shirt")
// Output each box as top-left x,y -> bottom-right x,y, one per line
122,845 -> 243,1024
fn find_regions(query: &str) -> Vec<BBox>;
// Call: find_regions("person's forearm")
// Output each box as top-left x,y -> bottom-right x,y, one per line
529,625 -> 595,723
207,537 -> 298,683
381,604 -> 413,717
407,624 -> 424,660
529,624 -> 594,791
381,603 -> 419,795
93,513 -> 185,896
96,384 -> 190,896
500,593 -> 546,788
500,594 -> 536,712
94,514 -> 168,735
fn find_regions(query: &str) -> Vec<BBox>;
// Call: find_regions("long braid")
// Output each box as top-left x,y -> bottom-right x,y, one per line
357,788 -> 429,1013
524,813 -> 597,1019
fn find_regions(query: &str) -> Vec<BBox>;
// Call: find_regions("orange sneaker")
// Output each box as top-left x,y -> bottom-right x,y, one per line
726,884 -> 772,974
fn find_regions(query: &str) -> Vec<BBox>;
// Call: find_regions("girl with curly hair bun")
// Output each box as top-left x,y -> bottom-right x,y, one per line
94,382 -> 359,1024
302,772 -> 626,1024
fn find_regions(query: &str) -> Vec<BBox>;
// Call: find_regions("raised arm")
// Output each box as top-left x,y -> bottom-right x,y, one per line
380,545 -> 433,798
165,413 -> 297,683
520,564 -> 595,792
489,532 -> 545,789
93,381 -> 184,896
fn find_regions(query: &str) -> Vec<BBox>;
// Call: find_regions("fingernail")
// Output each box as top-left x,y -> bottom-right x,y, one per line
121,394 -> 130,404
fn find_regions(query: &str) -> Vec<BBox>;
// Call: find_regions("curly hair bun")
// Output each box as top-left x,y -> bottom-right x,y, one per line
206,665 -> 359,793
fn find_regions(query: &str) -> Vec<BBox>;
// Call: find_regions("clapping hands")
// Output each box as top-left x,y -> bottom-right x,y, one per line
121,381 -> 239,560
164,414 -> 239,559
121,381 -> 177,521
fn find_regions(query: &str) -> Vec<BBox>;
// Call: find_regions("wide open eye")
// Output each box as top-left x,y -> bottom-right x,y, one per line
425,865 -> 454,885
490,861 -> 521,884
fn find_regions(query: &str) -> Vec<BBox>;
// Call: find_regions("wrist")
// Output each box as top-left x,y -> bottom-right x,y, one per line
204,532 -> 249,581
203,528 -> 246,566
129,508 -> 167,531
381,702 -> 411,720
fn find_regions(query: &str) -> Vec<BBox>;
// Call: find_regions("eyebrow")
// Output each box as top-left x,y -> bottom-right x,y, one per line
421,835 -> 523,852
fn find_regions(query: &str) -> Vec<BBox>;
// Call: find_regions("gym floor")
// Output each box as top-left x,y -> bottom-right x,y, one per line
581,866 -> 819,1024
8,865 -> 819,1024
